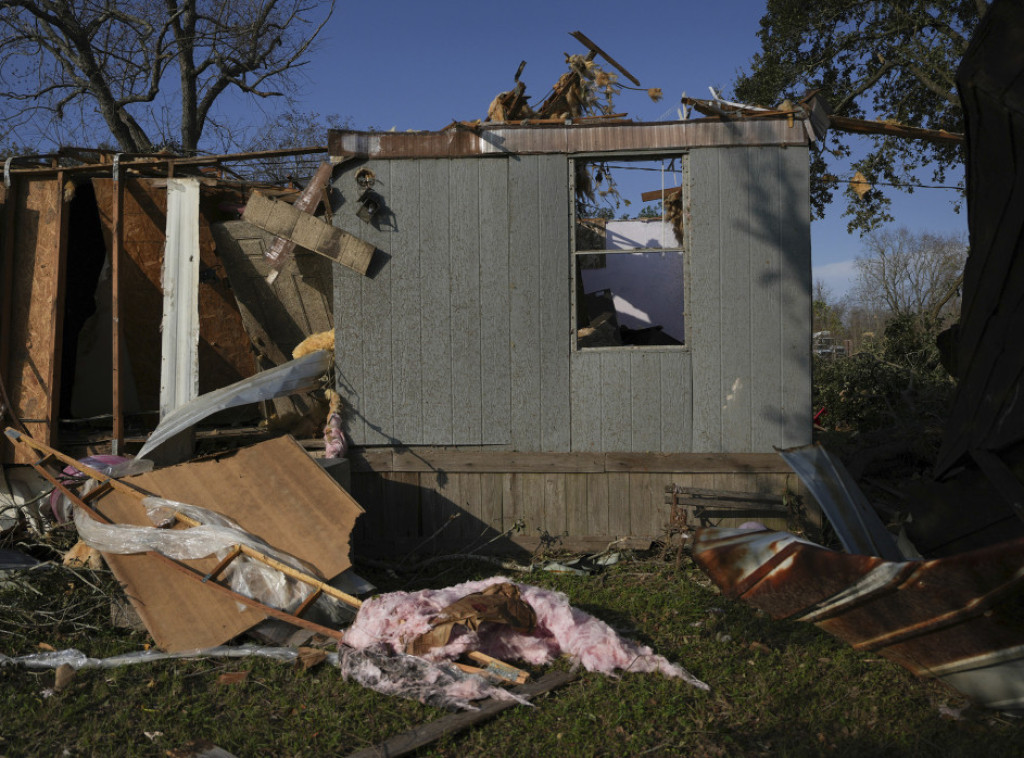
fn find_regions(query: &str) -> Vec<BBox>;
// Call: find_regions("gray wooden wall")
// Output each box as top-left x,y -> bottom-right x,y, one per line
332,145 -> 810,453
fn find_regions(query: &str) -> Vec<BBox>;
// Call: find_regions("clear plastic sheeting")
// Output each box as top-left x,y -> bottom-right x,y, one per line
49,456 -> 154,523
137,349 -> 332,461
1,644 -> 527,711
344,576 -> 709,690
0,645 -> 301,671
73,495 -> 316,612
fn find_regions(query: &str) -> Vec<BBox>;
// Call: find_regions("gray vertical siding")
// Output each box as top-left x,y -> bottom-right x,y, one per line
333,145 -> 810,452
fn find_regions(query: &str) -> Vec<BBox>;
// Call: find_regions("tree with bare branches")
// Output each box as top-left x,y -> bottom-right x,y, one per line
852,228 -> 967,320
0,0 -> 333,153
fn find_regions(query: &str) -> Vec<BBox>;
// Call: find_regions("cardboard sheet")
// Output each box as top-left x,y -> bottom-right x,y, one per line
91,436 -> 363,651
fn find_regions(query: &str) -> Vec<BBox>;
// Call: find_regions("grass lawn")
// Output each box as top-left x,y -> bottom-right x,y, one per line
2,530 -> 1022,757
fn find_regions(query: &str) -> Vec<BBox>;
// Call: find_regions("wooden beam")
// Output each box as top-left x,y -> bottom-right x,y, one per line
0,179 -> 17,434
111,166 -> 125,454
45,171 -> 71,449
242,190 -> 375,276
640,186 -> 682,203
828,115 -> 964,145
348,447 -> 793,474
345,671 -> 576,758
570,31 -> 641,86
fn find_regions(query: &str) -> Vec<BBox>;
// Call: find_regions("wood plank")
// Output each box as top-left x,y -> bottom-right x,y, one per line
503,473 -> 525,534
344,670 -> 576,758
565,473 -> 589,540
543,472 -> 567,539
389,449 -> 605,473
478,158 -> 512,444
450,159 -> 483,444
388,160 -> 424,445
452,472 -> 487,543
689,149 -> 723,452
604,452 -> 789,473
718,148 -> 752,452
607,472 -> 631,537
240,191 -> 375,275
748,147 -> 784,451
778,147 -> 812,447
586,472 -> 610,537
508,157 -> 542,450
352,447 -> 791,473
479,472 -> 505,539
660,351 -> 692,451
537,155 -> 571,452
600,352 -> 631,450
520,473 -> 547,538
629,472 -> 661,539
356,160 -> 394,445
569,350 -> 603,451
6,177 -> 63,460
419,159 -> 453,444
630,352 -> 661,452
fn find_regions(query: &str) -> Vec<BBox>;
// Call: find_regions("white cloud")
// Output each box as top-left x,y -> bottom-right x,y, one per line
813,259 -> 857,299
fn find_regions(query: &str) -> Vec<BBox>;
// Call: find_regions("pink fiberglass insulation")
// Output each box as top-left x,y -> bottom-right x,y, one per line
343,577 -> 709,691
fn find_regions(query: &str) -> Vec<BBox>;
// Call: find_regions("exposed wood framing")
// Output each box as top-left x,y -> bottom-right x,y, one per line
111,166 -> 125,452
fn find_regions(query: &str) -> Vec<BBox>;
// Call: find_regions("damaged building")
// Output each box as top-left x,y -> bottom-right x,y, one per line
0,109 -> 819,556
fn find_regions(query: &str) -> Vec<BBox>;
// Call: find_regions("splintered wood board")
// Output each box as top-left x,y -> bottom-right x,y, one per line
91,436 -> 363,651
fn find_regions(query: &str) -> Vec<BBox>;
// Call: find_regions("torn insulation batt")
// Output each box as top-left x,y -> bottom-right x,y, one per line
343,576 -> 709,690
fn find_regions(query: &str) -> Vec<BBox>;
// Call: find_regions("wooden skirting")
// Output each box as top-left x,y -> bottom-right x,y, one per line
347,448 -> 817,557
349,447 -> 795,474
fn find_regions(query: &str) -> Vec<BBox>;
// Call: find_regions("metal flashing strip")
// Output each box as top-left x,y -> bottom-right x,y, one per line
328,118 -> 810,160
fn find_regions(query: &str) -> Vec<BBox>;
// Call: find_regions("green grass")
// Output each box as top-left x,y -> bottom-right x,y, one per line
2,532 -> 1022,757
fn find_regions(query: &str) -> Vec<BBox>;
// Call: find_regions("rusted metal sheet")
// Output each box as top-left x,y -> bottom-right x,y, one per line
693,526 -> 1024,710
779,443 -> 903,560
936,0 -> 1024,475
328,119 -> 810,161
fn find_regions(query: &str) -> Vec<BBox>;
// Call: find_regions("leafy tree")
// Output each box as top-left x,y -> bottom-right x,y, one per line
0,0 -> 334,154
813,280 -> 848,337
734,0 -> 987,232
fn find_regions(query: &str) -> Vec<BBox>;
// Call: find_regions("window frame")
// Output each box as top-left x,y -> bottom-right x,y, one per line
569,151 -> 691,353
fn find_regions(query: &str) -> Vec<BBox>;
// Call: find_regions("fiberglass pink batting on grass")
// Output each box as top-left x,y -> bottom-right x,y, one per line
343,576 -> 709,691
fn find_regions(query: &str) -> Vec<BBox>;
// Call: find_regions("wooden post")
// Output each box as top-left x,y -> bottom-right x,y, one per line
46,170 -> 71,449
111,159 -> 125,454
0,176 -> 16,461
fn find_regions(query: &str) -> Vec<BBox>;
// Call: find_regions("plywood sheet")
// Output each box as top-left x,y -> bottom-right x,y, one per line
91,436 -> 363,651
2,177 -> 65,462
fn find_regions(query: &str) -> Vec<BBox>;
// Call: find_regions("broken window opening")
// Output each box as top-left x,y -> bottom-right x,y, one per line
572,154 -> 688,350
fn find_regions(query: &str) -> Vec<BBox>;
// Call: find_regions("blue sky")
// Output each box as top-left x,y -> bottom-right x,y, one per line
275,0 -> 967,298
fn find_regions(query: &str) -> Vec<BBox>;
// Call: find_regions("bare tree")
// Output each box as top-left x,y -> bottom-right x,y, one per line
0,0 -> 333,153
852,228 -> 967,320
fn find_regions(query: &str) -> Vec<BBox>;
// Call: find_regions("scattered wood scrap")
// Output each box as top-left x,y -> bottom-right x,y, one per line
345,670 -> 577,758
242,191 -> 375,276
